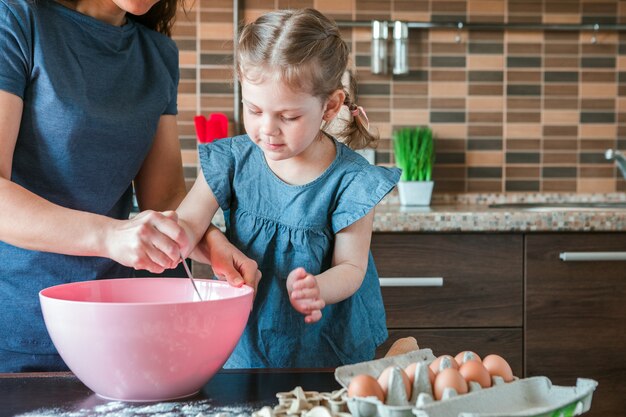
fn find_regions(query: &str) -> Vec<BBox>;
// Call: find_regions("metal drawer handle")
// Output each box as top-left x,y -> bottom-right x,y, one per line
379,277 -> 444,287
559,252 -> 626,262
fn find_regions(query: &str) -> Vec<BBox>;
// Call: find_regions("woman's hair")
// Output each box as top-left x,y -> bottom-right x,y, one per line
128,0 -> 179,37
58,0 -> 180,37
237,8 -> 378,150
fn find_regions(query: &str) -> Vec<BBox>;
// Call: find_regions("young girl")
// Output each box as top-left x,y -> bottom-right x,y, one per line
176,8 -> 401,368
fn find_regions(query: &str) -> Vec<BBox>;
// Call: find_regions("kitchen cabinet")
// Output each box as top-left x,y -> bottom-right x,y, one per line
196,228 -> 623,414
371,233 -> 524,376
526,233 -> 626,417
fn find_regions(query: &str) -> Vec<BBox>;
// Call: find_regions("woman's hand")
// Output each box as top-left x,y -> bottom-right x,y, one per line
104,210 -> 188,274
287,267 -> 325,323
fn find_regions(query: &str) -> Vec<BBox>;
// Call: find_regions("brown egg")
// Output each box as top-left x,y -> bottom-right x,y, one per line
458,360 -> 492,388
405,362 -> 436,386
433,368 -> 468,400
429,354 -> 459,375
377,366 -> 411,399
482,354 -> 514,382
348,374 -> 385,401
454,350 -> 482,366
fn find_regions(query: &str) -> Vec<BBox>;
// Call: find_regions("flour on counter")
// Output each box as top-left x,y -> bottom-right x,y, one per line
15,399 -> 255,417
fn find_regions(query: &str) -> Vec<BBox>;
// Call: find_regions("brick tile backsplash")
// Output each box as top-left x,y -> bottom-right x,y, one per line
174,0 -> 626,193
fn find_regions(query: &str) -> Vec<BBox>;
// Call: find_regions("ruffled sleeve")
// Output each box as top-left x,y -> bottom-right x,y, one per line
331,165 -> 401,233
198,138 -> 235,211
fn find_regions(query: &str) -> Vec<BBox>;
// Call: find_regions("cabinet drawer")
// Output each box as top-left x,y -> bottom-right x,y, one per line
377,328 -> 523,378
526,233 -> 626,417
372,233 -> 523,328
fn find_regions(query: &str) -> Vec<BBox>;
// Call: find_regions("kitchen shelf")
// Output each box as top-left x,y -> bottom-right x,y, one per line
336,20 -> 626,32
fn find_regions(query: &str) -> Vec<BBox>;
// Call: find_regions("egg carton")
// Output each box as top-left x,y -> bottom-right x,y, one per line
334,349 -> 598,417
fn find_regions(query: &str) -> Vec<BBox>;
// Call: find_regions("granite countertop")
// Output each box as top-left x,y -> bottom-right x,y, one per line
213,192 -> 626,233
373,192 -> 626,232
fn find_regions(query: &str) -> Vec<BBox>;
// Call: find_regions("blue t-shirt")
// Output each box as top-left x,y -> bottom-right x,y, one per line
199,135 -> 401,368
0,0 -> 179,363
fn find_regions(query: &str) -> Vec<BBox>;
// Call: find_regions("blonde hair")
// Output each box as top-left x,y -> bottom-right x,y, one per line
237,8 -> 378,150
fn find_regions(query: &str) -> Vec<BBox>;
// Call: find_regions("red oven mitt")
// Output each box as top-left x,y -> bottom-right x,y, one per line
194,113 -> 228,143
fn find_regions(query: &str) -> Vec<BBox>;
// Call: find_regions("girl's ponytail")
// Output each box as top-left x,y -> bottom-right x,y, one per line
336,74 -> 379,150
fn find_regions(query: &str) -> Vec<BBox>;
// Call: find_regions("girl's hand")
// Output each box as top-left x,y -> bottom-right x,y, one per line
191,225 -> 262,293
207,242 -> 262,293
104,210 -> 188,274
286,267 -> 325,323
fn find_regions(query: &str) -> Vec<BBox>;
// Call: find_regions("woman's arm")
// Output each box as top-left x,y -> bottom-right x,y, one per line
133,114 -> 186,211
0,91 -> 184,273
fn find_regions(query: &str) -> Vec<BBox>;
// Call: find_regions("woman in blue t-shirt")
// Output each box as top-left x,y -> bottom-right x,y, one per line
0,0 -> 258,372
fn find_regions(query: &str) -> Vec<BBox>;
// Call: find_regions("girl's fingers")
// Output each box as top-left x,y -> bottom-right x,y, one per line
291,273 -> 316,290
287,267 -> 309,293
307,298 -> 325,311
291,287 -> 320,300
222,270 -> 245,287
292,296 -> 325,313
238,258 -> 261,289
289,267 -> 308,281
305,309 -> 322,323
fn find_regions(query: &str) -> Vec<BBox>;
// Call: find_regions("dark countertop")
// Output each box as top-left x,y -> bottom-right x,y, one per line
0,370 -> 340,417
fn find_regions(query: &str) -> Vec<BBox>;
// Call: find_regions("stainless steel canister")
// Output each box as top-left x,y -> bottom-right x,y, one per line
371,20 -> 389,74
393,21 -> 409,75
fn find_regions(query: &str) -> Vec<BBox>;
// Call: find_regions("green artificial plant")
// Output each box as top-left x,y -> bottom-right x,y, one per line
393,126 -> 434,182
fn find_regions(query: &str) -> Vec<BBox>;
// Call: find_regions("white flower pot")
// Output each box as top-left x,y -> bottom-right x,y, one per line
398,181 -> 434,206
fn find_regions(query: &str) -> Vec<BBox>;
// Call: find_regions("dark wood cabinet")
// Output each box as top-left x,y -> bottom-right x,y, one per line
372,231 -> 625,415
371,233 -> 524,376
525,233 -> 626,417
199,229 -> 623,414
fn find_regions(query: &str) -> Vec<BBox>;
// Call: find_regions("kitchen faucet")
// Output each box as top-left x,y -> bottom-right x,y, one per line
605,149 -> 626,179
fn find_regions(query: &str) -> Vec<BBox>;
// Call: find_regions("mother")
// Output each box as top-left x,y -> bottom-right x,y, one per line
0,0 -> 256,372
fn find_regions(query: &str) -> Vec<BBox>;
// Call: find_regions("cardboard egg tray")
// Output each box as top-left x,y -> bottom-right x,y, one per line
334,349 -> 598,417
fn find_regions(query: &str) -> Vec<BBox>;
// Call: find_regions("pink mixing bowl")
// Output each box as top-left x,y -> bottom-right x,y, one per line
39,278 -> 253,402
